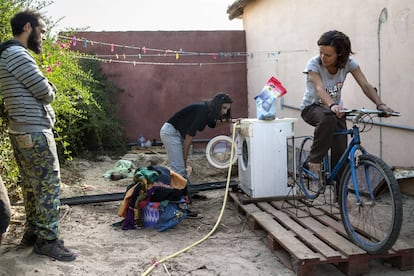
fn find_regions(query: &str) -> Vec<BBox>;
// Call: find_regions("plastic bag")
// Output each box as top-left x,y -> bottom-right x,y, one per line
154,201 -> 186,232
255,76 -> 287,120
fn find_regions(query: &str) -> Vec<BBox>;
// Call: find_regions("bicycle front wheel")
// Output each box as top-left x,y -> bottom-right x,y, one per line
298,136 -> 323,199
339,154 -> 403,254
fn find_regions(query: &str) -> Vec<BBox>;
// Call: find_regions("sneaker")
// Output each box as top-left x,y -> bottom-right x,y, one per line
33,239 -> 76,262
20,232 -> 37,247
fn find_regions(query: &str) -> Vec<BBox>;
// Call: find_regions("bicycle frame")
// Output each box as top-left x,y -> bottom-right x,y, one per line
298,108 -> 402,254
325,125 -> 367,190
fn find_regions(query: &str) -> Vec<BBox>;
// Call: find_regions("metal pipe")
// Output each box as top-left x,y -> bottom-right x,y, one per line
126,138 -> 212,147
60,180 -> 239,206
378,8 -> 388,158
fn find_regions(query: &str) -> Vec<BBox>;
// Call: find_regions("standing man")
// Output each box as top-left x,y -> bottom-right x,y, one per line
0,9 -> 75,261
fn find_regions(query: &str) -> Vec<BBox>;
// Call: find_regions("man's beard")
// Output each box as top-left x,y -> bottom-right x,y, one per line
27,31 -> 42,54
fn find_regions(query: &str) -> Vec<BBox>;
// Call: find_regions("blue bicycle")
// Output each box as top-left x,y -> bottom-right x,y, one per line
298,108 -> 402,254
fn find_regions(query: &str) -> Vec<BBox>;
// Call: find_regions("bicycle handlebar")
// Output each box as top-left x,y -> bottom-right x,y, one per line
342,108 -> 401,117
324,108 -> 400,117
324,108 -> 400,125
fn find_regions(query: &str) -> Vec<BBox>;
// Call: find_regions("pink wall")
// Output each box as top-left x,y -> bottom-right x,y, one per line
71,31 -> 247,145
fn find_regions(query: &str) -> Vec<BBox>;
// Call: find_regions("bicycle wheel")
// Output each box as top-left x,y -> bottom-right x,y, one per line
298,136 -> 323,199
339,154 -> 403,254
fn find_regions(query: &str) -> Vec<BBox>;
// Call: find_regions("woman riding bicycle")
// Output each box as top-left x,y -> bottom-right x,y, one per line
300,30 -> 394,179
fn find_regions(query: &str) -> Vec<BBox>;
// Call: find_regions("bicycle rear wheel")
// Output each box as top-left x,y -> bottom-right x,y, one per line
298,136 -> 324,199
339,154 -> 403,254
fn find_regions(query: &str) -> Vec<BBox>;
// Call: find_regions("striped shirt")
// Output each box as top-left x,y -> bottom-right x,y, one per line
0,40 -> 56,132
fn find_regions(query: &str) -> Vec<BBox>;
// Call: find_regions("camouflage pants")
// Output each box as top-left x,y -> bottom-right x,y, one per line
9,130 -> 61,240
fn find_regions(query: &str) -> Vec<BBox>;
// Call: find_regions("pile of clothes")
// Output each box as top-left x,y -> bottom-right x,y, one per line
117,165 -> 188,231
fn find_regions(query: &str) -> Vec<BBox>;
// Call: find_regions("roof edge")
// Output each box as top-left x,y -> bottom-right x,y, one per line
227,0 -> 256,20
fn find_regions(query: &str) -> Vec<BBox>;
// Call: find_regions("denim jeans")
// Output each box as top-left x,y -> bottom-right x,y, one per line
9,129 -> 61,240
160,123 -> 187,179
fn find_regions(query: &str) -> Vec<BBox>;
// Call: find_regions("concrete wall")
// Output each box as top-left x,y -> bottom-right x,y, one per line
71,31 -> 248,146
237,0 -> 413,167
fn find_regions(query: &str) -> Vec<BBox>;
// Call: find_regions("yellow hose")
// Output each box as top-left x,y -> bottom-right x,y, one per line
141,122 -> 239,276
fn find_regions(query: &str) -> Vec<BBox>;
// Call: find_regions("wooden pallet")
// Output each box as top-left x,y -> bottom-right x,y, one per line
228,191 -> 414,276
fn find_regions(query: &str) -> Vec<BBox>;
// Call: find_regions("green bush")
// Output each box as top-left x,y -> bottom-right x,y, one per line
40,39 -> 127,158
0,0 -> 127,201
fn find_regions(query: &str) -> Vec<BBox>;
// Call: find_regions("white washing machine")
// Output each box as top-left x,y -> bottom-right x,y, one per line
236,118 -> 297,198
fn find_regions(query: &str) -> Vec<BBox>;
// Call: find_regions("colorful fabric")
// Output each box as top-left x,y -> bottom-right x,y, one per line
117,182 -> 147,218
169,169 -> 187,190
103,160 -> 135,178
133,167 -> 159,184
121,207 -> 137,230
118,166 -> 188,230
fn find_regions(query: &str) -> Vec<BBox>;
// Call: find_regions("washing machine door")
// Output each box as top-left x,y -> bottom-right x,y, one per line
205,135 -> 238,169
240,137 -> 249,171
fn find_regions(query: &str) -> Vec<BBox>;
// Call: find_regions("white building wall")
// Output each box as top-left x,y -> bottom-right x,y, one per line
239,0 -> 414,167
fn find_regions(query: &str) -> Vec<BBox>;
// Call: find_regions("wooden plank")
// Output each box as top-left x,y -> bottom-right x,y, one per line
387,249 -> 414,270
239,203 -> 262,214
298,216 -> 366,256
392,238 -> 414,252
229,192 -> 262,215
230,191 -> 414,275
273,200 -> 325,217
257,202 -> 345,260
315,213 -> 346,234
251,211 -> 322,261
314,203 -> 392,243
314,202 -> 414,252
272,195 -> 414,255
336,257 -> 370,276
278,199 -> 413,253
313,200 -> 341,216
240,195 -> 305,204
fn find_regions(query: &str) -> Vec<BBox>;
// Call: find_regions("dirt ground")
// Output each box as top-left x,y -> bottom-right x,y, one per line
1,148 -> 414,276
